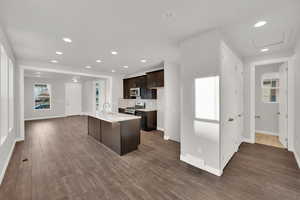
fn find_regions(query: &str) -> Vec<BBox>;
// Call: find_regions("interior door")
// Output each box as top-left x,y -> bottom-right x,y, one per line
65,83 -> 82,116
221,46 -> 240,169
278,63 -> 288,148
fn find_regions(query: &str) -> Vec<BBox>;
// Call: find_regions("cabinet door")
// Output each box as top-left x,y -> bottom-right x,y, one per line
88,117 -> 101,141
156,70 -> 164,87
147,72 -> 157,88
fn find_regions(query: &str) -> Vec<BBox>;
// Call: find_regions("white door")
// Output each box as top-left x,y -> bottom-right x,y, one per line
221,47 -> 240,169
278,63 -> 288,148
65,83 -> 82,116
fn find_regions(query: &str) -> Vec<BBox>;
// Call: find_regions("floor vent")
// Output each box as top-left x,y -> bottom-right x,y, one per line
22,158 -> 28,162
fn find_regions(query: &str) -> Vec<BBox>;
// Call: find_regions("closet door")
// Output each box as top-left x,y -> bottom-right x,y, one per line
65,83 -> 82,116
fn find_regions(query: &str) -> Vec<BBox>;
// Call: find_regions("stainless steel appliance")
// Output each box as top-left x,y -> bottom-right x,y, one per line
124,102 -> 145,115
130,88 -> 140,97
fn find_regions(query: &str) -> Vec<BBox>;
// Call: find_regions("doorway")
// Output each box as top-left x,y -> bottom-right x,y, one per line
254,62 -> 287,148
250,58 -> 294,151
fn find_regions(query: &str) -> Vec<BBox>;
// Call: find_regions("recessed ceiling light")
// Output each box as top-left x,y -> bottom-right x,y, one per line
123,65 -> 129,68
112,70 -> 116,73
56,51 -> 63,55
85,65 -> 92,69
140,59 -> 147,63
62,37 -> 72,43
96,59 -> 102,63
261,48 -> 269,52
254,21 -> 267,28
111,51 -> 118,55
72,78 -> 78,83
50,60 -> 58,63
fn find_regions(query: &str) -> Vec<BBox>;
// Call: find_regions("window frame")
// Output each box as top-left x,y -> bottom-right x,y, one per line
194,76 -> 220,123
33,83 -> 52,111
261,73 -> 279,104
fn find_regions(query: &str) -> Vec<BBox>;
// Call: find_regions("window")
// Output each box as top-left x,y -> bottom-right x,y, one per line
34,84 -> 51,110
261,74 -> 279,103
195,76 -> 220,122
95,80 -> 106,112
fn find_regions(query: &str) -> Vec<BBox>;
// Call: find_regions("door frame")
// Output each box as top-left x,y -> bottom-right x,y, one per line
250,57 -> 294,151
18,65 -> 113,141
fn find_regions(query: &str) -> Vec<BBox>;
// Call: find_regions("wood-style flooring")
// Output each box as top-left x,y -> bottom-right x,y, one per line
256,133 -> 285,148
0,116 -> 299,200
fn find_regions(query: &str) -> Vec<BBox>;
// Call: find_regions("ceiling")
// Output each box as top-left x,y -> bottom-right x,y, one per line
24,69 -> 100,82
1,0 -> 300,74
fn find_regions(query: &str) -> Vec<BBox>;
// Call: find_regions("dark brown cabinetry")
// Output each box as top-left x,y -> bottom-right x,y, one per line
123,75 -> 157,99
135,110 -> 157,131
146,70 -> 164,88
88,116 -> 101,142
123,70 -> 164,99
88,116 -> 141,156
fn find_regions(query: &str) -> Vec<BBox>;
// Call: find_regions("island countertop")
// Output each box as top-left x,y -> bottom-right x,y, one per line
83,112 -> 141,123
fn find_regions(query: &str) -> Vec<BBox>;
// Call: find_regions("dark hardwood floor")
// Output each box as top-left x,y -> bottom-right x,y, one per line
0,116 -> 299,200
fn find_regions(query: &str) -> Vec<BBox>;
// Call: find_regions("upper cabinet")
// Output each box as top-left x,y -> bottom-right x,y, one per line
146,70 -> 164,88
123,69 -> 164,99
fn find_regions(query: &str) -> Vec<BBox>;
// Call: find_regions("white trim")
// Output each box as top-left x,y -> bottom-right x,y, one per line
163,135 -> 169,140
255,130 -> 278,136
25,115 -> 66,121
15,137 -> 25,142
157,127 -> 164,131
180,154 -> 222,176
250,57 -> 294,151
294,151 -> 300,168
242,137 -> 255,144
0,139 -> 16,185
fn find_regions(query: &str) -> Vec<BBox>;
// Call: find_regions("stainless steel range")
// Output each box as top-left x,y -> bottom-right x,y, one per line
124,102 -> 145,115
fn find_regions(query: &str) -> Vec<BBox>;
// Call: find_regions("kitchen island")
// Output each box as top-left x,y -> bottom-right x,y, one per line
84,112 -> 141,155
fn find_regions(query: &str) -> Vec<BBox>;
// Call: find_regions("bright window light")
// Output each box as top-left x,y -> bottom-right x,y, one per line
195,76 -> 220,121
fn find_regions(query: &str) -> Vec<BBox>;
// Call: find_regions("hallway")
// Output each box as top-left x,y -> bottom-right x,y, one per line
0,116 -> 299,200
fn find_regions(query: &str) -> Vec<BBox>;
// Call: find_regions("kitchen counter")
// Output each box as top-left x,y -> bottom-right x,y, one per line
83,112 -> 141,123
118,107 -> 157,112
86,112 -> 141,155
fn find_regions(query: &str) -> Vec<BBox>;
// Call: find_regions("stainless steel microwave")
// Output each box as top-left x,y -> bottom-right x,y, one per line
130,88 -> 140,97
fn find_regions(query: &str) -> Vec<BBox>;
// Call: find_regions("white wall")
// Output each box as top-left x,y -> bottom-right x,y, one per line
24,77 -> 66,120
255,64 -> 280,135
179,30 -> 221,174
0,26 -> 17,184
164,62 -> 180,141
294,37 -> 300,166
157,88 -> 164,131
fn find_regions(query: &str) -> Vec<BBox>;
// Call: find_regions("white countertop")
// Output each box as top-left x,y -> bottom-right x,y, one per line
119,107 -> 157,112
83,112 -> 141,123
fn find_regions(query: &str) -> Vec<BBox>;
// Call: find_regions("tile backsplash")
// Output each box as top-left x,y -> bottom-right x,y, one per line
119,99 -> 157,110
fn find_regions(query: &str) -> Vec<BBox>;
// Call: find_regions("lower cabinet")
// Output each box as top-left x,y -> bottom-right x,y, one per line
135,110 -> 157,131
88,116 -> 101,142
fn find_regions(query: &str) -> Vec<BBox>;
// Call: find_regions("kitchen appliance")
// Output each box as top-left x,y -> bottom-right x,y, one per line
124,102 -> 145,115
130,88 -> 140,97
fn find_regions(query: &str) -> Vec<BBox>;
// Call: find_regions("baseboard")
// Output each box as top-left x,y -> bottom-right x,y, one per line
25,115 -> 66,121
242,137 -> 255,144
157,127 -> 164,132
0,139 -> 17,185
255,130 -> 278,136
163,135 -> 169,140
15,137 -> 25,142
294,150 -> 300,168
180,154 -> 222,176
